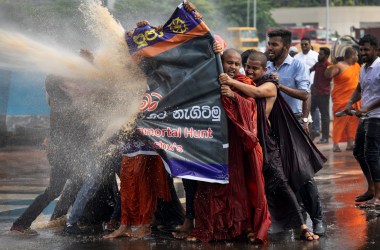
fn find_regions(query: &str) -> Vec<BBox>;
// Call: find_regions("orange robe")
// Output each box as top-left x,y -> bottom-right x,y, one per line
331,63 -> 360,143
120,155 -> 171,226
190,74 -> 270,243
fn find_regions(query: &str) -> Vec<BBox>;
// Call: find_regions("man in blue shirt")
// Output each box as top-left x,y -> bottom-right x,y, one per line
266,29 -> 325,236
266,30 -> 310,131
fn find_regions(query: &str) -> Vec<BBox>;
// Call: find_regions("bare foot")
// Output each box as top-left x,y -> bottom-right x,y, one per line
130,224 -> 151,238
103,225 -> 131,239
173,218 -> 194,239
300,224 -> 319,241
186,236 -> 200,242
247,232 -> 264,244
175,218 -> 194,232
172,231 -> 189,239
300,227 -> 319,241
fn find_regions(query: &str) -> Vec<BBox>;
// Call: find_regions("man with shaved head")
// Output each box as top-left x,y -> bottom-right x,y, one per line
190,48 -> 271,244
220,50 -> 322,241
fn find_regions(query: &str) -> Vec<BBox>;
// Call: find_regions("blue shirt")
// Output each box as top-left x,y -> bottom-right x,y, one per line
267,55 -> 310,113
360,57 -> 380,119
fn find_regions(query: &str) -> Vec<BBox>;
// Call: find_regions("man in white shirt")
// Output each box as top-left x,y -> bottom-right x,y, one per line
344,34 -> 380,207
294,37 -> 320,139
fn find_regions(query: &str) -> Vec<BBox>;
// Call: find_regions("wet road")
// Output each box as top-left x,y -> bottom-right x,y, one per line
1,142 -> 380,250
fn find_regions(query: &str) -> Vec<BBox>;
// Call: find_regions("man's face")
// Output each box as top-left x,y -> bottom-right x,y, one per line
244,58 -> 267,82
318,50 -> 326,62
300,39 -> 311,54
360,42 -> 376,63
267,36 -> 287,62
222,52 -> 241,78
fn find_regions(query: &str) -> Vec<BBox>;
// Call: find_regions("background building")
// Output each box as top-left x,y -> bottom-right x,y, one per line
271,6 -> 380,37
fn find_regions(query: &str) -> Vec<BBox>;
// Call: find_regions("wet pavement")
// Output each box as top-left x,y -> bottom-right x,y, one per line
1,141 -> 380,250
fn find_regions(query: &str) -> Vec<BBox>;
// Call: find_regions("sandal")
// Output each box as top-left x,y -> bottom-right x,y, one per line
358,201 -> 380,209
300,228 -> 319,241
355,193 -> 374,202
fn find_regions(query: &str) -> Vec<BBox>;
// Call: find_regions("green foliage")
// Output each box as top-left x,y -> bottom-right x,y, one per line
0,0 -> 81,28
113,0 -> 277,41
269,0 -> 380,7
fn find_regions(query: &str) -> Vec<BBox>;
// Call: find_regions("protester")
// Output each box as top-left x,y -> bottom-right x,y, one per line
343,34 -> 380,206
289,46 -> 298,57
10,75 -> 76,235
266,29 -> 326,236
309,47 -> 332,143
241,49 -> 256,67
220,50 -> 323,241
189,49 -> 270,243
102,133 -> 173,239
294,37 -> 320,140
325,47 -> 360,152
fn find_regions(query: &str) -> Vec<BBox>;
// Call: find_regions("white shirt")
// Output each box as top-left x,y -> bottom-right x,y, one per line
360,57 -> 380,119
294,50 -> 319,84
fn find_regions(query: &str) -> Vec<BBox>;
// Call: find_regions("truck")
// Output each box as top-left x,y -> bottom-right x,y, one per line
266,27 -> 337,46
226,27 -> 259,51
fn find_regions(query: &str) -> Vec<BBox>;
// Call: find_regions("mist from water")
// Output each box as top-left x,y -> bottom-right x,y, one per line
0,0 -> 146,143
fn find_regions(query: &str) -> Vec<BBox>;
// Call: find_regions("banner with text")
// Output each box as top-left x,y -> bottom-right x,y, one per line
124,2 -> 228,183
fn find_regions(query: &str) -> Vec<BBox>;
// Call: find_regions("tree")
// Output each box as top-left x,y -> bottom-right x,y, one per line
113,0 -> 277,41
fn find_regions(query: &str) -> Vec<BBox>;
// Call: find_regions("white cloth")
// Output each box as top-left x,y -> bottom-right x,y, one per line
294,50 -> 319,84
360,57 -> 380,119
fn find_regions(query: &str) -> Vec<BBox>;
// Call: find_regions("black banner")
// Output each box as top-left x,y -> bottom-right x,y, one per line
124,3 -> 229,183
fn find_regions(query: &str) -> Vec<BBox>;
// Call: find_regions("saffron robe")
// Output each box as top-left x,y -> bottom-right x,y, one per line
190,74 -> 271,242
332,63 -> 360,142
120,154 -> 171,226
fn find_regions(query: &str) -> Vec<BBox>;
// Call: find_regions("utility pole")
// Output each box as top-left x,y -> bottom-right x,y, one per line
247,0 -> 250,27
253,0 -> 257,28
326,0 -> 329,43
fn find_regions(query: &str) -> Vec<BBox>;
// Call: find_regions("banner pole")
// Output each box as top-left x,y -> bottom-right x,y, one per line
216,54 -> 223,74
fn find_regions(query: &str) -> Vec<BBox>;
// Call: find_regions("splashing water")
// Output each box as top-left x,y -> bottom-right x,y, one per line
0,0 -> 146,142
0,0 -> 148,230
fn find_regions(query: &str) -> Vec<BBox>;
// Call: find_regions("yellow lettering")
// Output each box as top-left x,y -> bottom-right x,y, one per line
133,33 -> 148,49
145,30 -> 158,41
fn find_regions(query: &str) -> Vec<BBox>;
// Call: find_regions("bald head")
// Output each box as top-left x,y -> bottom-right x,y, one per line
344,47 -> 357,60
248,51 -> 268,68
222,48 -> 242,78
222,48 -> 241,62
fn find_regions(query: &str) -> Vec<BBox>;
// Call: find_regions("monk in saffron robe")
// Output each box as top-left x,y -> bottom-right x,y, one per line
325,47 -> 360,152
103,136 -> 172,238
189,49 -> 270,243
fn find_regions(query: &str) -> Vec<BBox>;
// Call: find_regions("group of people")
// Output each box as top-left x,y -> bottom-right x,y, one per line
9,1 -> 380,245
293,33 -> 380,211
102,27 -> 327,243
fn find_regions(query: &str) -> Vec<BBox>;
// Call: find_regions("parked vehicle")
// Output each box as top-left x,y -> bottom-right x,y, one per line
226,27 -> 259,51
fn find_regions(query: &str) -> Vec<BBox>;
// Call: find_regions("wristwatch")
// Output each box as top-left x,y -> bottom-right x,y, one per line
302,117 -> 308,123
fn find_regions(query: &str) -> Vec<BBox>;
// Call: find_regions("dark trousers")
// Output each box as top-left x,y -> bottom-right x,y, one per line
295,118 -> 324,223
298,178 -> 323,223
50,179 -> 81,220
311,94 -> 330,140
13,148 -> 71,227
353,118 -> 380,182
182,179 -> 197,220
